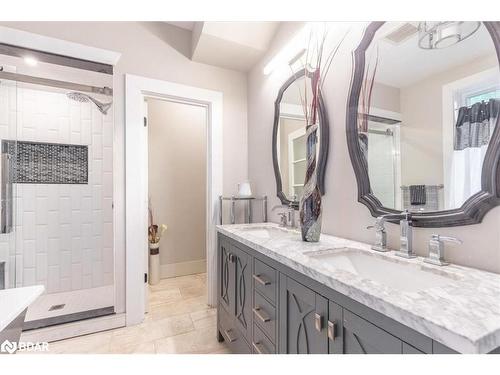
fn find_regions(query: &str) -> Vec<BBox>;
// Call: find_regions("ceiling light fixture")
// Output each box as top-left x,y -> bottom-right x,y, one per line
417,21 -> 481,50
23,56 -> 38,66
262,23 -> 324,76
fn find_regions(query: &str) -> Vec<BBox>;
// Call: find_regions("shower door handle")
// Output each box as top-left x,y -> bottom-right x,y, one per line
1,152 -> 13,234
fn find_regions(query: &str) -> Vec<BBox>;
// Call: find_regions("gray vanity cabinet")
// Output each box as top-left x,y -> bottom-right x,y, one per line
217,237 -> 252,352
219,238 -> 235,315
232,244 -> 252,341
343,310 -> 403,354
328,301 -> 343,354
279,274 -> 328,354
279,274 -> 329,354
217,233 -> 496,354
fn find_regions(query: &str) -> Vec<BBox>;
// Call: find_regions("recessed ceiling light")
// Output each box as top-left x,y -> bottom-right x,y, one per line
24,56 -> 38,66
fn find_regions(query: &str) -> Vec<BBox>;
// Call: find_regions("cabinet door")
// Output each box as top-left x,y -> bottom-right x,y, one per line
219,238 -> 235,315
279,275 -> 328,354
432,341 -> 458,354
343,310 -> 402,354
232,244 -> 252,341
328,301 -> 343,354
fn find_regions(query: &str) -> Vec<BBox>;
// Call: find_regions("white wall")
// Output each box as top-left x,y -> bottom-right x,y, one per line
147,98 -> 207,277
248,22 -> 500,274
0,85 -> 113,293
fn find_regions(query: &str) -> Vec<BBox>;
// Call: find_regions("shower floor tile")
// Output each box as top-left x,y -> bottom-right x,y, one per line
25,284 -> 114,323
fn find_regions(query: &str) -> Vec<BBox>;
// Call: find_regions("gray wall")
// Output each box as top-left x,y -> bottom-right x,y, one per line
248,22 -> 500,274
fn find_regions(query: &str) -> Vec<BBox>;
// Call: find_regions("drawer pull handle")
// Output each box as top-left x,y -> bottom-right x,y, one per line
252,341 -> 268,354
328,320 -> 336,341
224,329 -> 237,343
253,274 -> 271,286
253,307 -> 271,323
228,253 -> 236,263
314,313 -> 323,332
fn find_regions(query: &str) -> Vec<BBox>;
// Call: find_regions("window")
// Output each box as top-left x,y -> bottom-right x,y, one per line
465,88 -> 500,106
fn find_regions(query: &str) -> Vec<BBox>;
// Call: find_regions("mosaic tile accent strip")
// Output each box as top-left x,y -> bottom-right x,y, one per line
2,140 -> 88,184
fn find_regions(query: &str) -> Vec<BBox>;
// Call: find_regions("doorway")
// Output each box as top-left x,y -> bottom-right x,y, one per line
146,98 -> 207,279
125,74 -> 223,326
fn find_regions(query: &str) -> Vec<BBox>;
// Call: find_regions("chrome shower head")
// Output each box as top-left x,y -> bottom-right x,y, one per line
66,92 -> 112,115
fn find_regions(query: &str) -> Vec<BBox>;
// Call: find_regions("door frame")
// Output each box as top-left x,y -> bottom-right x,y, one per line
125,74 -> 223,325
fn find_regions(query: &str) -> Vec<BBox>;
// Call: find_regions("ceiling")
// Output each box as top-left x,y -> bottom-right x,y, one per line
166,22 -> 196,31
371,22 -> 497,88
165,21 -> 280,72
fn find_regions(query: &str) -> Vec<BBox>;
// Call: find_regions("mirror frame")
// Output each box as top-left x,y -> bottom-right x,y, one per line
272,68 -> 330,209
346,21 -> 500,227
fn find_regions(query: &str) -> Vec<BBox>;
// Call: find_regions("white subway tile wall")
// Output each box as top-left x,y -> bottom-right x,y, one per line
0,84 -> 113,294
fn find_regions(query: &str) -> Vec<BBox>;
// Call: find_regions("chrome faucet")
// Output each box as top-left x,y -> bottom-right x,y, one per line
424,234 -> 462,266
367,210 -> 415,257
366,215 -> 390,252
395,210 -> 415,259
272,200 -> 296,228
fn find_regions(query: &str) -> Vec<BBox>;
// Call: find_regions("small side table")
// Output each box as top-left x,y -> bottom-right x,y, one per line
219,195 -> 267,224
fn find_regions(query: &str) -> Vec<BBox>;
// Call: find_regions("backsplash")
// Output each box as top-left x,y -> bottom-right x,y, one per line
2,140 -> 88,184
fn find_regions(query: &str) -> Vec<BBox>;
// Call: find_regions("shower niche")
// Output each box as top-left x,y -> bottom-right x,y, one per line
0,46 -> 115,331
2,140 -> 89,184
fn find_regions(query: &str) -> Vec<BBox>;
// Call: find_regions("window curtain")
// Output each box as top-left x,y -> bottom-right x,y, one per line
450,99 -> 499,207
454,98 -> 499,150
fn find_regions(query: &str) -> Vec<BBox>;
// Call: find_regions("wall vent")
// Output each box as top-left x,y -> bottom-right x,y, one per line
383,23 -> 418,44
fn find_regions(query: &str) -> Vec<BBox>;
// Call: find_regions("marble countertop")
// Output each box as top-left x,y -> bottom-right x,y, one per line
0,285 -> 44,332
217,223 -> 500,354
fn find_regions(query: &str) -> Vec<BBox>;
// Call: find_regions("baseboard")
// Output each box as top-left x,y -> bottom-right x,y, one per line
160,259 -> 206,279
20,313 -> 126,343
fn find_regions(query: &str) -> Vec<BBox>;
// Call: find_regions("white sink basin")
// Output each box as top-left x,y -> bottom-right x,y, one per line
240,226 -> 297,239
306,248 -> 454,293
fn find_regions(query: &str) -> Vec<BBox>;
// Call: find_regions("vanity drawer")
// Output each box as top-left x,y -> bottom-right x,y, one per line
253,290 -> 276,342
253,258 -> 277,304
253,323 -> 276,354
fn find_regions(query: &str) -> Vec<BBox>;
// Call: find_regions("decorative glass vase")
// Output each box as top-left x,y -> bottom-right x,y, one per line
299,122 -> 322,242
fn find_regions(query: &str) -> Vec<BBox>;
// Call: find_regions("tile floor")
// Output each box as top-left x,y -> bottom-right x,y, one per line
37,273 -> 230,354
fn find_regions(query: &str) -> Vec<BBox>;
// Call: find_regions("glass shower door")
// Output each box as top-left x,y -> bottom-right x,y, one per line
1,55 -> 115,331
367,126 -> 398,208
0,64 -> 18,291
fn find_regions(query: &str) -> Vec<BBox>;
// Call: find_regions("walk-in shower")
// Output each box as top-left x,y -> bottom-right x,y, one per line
0,45 -> 115,332
366,115 -> 402,210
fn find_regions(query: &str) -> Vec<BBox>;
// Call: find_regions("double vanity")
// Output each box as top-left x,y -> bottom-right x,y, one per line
230,21 -> 500,355
216,223 -> 500,354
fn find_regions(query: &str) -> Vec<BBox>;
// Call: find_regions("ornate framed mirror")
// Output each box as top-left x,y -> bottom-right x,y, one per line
272,68 -> 330,209
347,22 -> 500,227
